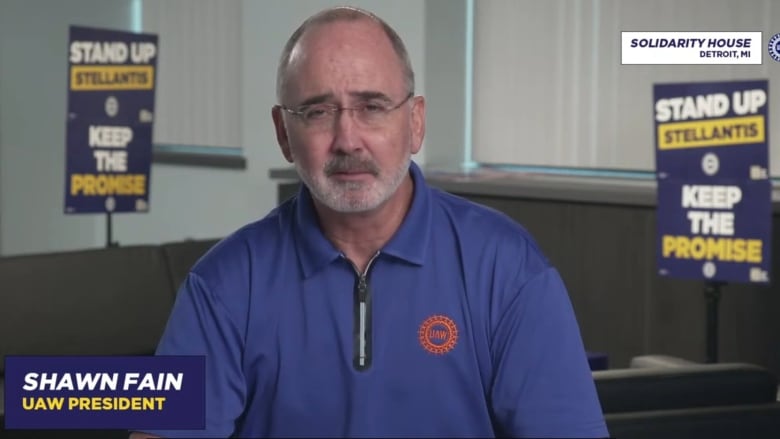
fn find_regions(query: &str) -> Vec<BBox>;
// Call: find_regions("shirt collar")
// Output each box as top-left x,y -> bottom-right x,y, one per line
292,161 -> 432,278
379,161 -> 431,266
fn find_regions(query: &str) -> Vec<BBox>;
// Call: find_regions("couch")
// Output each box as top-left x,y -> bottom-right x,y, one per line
0,239 -> 219,438
596,355 -> 780,439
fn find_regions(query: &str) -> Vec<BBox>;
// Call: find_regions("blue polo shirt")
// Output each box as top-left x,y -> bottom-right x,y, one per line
143,162 -> 608,438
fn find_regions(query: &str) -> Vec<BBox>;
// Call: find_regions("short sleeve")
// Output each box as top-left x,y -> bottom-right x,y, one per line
134,272 -> 246,438
490,267 -> 609,438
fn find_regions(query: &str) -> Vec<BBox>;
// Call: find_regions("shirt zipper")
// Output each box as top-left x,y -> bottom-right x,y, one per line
350,252 -> 380,371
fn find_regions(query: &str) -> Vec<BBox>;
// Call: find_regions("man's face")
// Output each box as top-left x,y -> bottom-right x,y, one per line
273,19 -> 425,213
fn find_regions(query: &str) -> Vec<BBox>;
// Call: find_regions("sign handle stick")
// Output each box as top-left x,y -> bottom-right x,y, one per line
704,281 -> 726,363
106,211 -> 117,248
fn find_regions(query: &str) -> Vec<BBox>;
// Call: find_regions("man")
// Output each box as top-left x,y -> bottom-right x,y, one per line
132,6 -> 608,438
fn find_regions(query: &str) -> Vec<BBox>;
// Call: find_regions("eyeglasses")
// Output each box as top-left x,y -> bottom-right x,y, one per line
280,92 -> 413,130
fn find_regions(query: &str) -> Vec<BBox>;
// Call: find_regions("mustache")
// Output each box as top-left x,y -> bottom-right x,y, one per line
324,155 -> 379,176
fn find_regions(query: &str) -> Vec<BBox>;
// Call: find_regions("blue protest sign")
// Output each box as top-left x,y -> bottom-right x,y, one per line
655,80 -> 771,283
3,356 -> 205,430
64,26 -> 158,214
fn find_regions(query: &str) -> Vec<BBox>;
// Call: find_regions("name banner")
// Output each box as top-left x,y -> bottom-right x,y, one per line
654,80 -> 771,283
64,26 -> 158,214
3,356 -> 205,430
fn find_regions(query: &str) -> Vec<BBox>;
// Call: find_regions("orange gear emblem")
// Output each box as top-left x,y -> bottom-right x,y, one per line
418,315 -> 458,355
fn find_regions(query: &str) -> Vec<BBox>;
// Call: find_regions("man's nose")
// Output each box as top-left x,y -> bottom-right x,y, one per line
331,109 -> 362,153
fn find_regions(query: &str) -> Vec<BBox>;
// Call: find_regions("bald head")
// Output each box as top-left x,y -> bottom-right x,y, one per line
275,6 -> 415,103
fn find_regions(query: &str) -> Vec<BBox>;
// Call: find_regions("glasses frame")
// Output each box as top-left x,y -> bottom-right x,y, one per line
279,92 -> 414,128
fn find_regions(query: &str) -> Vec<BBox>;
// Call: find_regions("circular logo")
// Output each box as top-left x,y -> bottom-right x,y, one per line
105,96 -> 119,117
701,153 -> 719,176
135,198 -> 149,212
418,315 -> 458,355
105,196 -> 116,212
768,33 -> 780,62
702,261 -> 716,279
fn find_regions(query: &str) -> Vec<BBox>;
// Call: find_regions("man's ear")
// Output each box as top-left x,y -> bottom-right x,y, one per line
272,106 -> 294,163
410,96 -> 426,155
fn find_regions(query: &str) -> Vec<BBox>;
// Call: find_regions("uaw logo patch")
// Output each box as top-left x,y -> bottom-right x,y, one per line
418,315 -> 458,355
769,33 -> 780,62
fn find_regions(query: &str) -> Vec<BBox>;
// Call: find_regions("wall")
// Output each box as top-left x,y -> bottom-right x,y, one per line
472,0 -> 780,174
0,0 -> 135,256
423,0 -> 471,170
0,0 -> 431,255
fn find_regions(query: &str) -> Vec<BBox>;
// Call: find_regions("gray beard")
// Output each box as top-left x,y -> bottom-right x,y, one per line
296,155 -> 411,213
